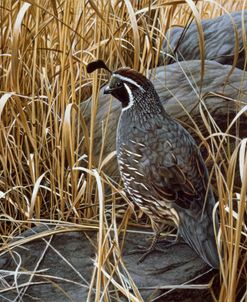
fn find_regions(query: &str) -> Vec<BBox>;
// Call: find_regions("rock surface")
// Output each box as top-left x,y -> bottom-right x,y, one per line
0,225 -> 217,301
160,11 -> 247,69
80,60 -> 247,177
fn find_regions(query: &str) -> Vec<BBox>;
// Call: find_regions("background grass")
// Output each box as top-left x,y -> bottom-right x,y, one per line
0,0 -> 247,301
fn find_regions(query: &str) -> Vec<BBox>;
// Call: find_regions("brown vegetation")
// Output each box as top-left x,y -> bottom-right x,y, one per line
0,1 -> 246,301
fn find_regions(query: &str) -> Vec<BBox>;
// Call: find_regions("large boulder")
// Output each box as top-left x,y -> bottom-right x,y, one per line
160,11 -> 247,69
0,225 -> 216,301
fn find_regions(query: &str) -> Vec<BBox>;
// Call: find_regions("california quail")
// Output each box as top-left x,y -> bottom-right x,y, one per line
87,60 -> 220,268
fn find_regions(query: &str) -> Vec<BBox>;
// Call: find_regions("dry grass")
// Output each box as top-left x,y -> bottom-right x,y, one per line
0,0 -> 247,301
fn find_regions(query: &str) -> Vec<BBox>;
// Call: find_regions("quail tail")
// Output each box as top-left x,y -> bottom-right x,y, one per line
179,211 -> 220,269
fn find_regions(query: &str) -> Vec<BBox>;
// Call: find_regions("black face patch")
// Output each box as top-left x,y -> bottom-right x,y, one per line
111,84 -> 130,108
106,77 -> 131,108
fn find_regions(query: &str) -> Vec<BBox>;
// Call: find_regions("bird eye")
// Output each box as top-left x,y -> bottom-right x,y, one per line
116,82 -> 122,87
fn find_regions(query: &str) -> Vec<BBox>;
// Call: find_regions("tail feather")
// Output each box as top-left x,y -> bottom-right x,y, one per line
179,212 -> 219,269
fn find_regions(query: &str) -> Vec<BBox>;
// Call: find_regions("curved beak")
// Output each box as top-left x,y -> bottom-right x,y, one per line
104,85 -> 112,94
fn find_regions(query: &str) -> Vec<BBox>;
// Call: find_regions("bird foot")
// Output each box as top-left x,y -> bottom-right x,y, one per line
128,235 -> 182,264
157,235 -> 183,245
129,245 -> 168,264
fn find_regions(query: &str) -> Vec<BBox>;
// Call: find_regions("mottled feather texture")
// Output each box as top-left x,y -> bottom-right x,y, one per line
117,95 -> 219,268
90,63 -> 219,268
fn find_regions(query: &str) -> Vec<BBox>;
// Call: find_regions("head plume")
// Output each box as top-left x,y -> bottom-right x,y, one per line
86,59 -> 112,74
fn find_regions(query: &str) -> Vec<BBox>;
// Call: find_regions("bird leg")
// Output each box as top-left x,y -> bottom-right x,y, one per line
131,232 -> 160,264
156,233 -> 182,245
129,232 -> 169,264
128,232 -> 183,264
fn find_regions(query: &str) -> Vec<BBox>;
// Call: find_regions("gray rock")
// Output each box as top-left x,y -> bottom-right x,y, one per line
160,11 -> 247,69
0,225 -> 95,302
0,225 -> 216,301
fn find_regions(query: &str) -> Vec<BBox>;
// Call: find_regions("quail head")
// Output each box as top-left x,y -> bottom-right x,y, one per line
87,60 -> 219,269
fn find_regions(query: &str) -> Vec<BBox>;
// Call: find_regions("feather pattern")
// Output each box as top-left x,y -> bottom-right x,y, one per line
100,65 -> 220,268
117,108 -> 219,268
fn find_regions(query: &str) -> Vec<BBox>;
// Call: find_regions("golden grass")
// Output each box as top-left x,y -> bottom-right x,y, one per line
0,0 -> 247,301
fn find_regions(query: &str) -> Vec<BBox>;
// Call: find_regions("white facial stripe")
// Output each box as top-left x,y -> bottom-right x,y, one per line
122,83 -> 134,111
113,74 -> 145,92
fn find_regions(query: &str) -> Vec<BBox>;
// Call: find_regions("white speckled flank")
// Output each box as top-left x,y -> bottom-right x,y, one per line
134,171 -> 144,177
123,148 -> 142,158
134,181 -> 149,190
129,140 -> 146,147
126,166 -> 137,171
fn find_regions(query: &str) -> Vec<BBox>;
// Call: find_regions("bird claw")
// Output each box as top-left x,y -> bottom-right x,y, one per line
130,245 -> 175,264
137,248 -> 153,264
157,235 -> 183,245
127,236 -> 183,264
128,245 -> 158,264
